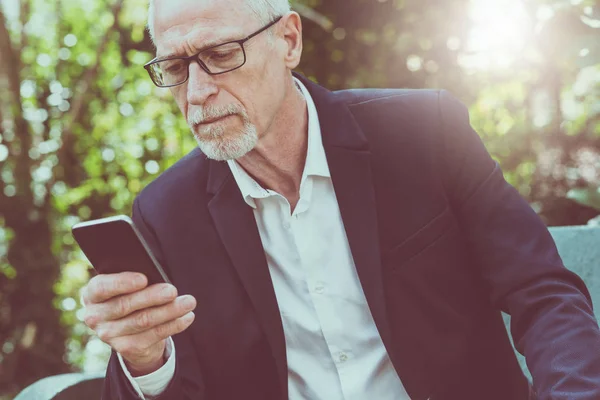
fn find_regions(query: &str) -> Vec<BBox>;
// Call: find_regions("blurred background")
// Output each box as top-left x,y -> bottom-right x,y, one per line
0,0 -> 598,398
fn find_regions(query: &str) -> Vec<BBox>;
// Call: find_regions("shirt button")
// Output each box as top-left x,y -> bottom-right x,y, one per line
339,353 -> 348,363
283,222 -> 291,230
314,285 -> 325,294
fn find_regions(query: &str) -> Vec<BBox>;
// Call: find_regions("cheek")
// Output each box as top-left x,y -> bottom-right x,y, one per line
226,74 -> 263,118
223,58 -> 284,129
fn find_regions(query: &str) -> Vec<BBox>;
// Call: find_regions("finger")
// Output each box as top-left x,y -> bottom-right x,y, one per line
98,295 -> 196,339
84,283 -> 177,328
92,283 -> 178,322
85,272 -> 148,304
112,311 -> 195,358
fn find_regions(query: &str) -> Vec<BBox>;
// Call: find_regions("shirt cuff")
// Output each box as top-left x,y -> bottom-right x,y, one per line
117,337 -> 176,399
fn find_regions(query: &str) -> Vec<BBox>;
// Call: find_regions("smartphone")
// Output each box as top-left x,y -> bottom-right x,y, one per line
72,215 -> 170,285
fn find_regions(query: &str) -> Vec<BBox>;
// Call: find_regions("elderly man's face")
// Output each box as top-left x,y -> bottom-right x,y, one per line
152,0 -> 293,160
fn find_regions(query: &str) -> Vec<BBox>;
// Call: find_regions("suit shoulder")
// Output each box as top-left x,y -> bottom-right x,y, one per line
334,87 -> 441,109
333,88 -> 469,131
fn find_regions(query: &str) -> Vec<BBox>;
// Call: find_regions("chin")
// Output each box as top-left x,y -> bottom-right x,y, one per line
194,126 -> 259,161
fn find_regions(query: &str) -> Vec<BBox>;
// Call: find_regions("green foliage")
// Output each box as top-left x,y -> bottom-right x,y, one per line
0,0 -> 195,396
0,0 -> 598,397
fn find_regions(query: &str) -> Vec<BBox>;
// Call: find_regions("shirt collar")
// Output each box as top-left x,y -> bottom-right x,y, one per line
227,77 -> 330,208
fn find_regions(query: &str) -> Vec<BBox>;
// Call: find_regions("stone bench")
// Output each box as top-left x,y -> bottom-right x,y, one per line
14,372 -> 105,400
15,225 -> 600,399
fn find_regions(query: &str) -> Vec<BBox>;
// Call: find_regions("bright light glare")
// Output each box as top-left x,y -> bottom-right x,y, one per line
463,0 -> 533,70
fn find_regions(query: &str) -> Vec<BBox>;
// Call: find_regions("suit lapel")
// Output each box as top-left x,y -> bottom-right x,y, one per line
206,162 -> 288,400
325,146 -> 393,347
298,75 -> 394,350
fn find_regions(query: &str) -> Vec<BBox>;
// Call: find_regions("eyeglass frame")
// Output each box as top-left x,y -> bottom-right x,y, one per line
144,16 -> 283,88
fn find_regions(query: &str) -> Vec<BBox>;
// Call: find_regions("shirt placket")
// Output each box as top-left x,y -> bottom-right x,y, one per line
291,181 -> 355,396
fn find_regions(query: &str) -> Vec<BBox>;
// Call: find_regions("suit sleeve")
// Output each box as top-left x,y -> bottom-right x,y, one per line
101,197 -> 207,400
436,89 -> 600,399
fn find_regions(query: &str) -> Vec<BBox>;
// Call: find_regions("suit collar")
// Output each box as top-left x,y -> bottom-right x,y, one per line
294,73 -> 370,151
206,158 -> 230,196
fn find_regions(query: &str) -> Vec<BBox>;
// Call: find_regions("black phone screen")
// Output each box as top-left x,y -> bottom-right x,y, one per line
72,216 -> 170,286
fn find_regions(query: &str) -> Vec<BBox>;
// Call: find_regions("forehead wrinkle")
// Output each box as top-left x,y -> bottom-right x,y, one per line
156,21 -> 247,59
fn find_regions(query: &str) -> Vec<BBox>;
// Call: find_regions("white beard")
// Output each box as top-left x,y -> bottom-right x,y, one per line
188,105 -> 258,161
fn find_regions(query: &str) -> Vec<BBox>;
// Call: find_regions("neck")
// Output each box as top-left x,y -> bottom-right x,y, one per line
236,77 -> 308,210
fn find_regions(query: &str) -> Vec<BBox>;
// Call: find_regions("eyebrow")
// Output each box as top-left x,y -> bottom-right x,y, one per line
156,36 -> 242,61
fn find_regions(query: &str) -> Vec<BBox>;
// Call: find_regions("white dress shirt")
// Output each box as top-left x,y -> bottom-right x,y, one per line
119,78 -> 411,399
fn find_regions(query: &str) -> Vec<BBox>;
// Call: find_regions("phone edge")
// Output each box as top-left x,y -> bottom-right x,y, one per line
72,215 -> 172,285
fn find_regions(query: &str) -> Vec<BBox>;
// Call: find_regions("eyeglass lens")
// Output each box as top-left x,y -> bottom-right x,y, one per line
150,42 -> 245,86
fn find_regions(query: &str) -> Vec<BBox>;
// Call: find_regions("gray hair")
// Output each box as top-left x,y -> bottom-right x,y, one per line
147,0 -> 291,43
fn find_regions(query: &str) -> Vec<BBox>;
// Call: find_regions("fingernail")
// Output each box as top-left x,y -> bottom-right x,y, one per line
179,295 -> 195,308
183,311 -> 195,323
161,285 -> 176,298
135,274 -> 146,286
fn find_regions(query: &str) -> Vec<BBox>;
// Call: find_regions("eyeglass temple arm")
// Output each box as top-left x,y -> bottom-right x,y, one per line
243,16 -> 283,42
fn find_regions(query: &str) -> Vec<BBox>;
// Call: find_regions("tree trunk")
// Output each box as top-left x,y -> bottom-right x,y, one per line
0,6 -> 70,396
0,212 -> 71,395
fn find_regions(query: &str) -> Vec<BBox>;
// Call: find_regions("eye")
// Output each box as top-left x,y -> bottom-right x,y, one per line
208,50 -> 236,61
161,60 -> 186,74
165,63 -> 184,73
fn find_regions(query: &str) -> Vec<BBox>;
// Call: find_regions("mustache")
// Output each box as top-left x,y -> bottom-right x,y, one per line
188,104 -> 246,126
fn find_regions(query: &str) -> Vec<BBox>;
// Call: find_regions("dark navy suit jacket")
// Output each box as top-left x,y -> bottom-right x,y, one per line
103,74 -> 600,399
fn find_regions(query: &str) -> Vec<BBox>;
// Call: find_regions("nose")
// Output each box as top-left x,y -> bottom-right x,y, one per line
186,61 -> 218,105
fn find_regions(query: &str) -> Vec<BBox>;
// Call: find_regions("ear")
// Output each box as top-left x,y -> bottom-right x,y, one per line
280,12 -> 303,70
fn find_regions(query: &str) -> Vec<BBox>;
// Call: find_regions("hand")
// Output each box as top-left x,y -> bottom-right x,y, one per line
81,272 -> 196,376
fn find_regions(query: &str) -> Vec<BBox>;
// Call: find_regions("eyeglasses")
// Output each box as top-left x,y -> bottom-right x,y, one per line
144,16 -> 283,88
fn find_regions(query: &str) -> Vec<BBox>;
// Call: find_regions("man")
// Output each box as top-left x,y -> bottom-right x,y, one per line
80,0 -> 600,398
